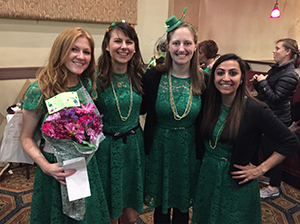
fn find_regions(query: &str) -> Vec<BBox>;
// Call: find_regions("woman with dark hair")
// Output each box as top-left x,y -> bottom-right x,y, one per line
20,27 -> 110,223
198,39 -> 219,74
192,53 -> 298,223
251,38 -> 300,198
141,8 -> 206,224
95,21 -> 145,224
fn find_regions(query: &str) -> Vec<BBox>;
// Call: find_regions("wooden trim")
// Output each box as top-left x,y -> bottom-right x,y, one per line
244,59 -> 274,65
0,67 -> 39,80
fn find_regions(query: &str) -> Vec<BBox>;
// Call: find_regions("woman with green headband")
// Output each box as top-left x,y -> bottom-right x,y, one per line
95,21 -> 145,224
141,8 -> 207,223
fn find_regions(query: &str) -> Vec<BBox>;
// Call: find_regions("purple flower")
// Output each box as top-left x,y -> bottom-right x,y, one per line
65,108 -> 79,119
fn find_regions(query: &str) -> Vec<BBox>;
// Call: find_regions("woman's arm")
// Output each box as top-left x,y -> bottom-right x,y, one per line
254,72 -> 298,105
231,99 -> 298,185
20,109 -> 75,185
231,152 -> 286,185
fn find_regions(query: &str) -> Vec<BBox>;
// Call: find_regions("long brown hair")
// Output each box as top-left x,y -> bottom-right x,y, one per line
277,38 -> 300,68
37,27 -> 96,100
156,23 -> 205,95
97,22 -> 145,94
200,53 -> 253,144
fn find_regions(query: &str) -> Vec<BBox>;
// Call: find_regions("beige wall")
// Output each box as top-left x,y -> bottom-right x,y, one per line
0,0 -> 169,140
197,0 -> 300,62
169,0 -> 300,67
1,0 -> 300,139
0,0 -> 169,68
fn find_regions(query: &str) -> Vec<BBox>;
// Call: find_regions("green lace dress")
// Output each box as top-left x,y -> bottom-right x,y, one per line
23,80 -> 110,224
192,105 -> 261,224
95,73 -> 144,219
144,73 -> 201,214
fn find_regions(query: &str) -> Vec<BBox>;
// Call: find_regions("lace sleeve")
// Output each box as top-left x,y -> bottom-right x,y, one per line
22,82 -> 45,110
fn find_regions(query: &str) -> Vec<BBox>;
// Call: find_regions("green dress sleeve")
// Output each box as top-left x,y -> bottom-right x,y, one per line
22,82 -> 45,110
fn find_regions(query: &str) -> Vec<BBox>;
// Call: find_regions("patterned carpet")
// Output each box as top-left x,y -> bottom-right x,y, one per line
1,165 -> 300,224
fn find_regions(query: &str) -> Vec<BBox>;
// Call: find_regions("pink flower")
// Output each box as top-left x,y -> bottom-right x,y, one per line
42,103 -> 103,144
45,112 -> 61,122
81,103 -> 95,114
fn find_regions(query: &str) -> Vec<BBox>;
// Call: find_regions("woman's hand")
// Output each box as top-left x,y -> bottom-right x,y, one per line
43,163 -> 76,185
232,152 -> 286,185
231,163 -> 264,185
250,74 -> 268,82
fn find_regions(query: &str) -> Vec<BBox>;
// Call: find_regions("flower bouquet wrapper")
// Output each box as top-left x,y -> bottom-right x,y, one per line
41,85 -> 105,220
43,135 -> 101,221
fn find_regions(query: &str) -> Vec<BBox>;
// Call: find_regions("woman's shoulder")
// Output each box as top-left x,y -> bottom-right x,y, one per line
143,67 -> 164,83
145,67 -> 163,76
81,78 -> 93,90
23,81 -> 44,110
246,97 -> 267,108
25,82 -> 42,98
244,97 -> 276,125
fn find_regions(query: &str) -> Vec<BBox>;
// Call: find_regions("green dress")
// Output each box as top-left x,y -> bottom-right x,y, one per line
23,80 -> 110,224
144,73 -> 201,214
192,105 -> 261,224
95,73 -> 144,219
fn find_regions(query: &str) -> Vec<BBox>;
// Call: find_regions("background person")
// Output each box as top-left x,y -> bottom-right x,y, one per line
147,33 -> 167,69
198,39 -> 219,74
251,38 -> 300,198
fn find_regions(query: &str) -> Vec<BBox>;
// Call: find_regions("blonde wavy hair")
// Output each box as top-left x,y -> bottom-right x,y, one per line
37,27 -> 96,101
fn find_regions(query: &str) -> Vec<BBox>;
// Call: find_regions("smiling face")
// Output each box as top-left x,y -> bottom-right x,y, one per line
64,36 -> 91,76
273,41 -> 291,65
167,27 -> 197,66
214,60 -> 242,105
106,29 -> 135,67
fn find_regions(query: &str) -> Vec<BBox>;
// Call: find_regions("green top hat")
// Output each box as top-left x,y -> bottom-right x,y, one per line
165,7 -> 187,33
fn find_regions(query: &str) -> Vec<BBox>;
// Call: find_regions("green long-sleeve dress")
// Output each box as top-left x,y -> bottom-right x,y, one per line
95,72 -> 144,219
23,80 -> 110,224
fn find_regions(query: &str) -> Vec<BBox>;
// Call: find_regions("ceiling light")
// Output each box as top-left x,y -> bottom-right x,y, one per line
270,0 -> 280,19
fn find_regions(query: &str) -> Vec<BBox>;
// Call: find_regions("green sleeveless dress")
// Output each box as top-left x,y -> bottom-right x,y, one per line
144,73 -> 201,214
192,105 -> 261,224
23,80 -> 110,224
95,73 -> 144,219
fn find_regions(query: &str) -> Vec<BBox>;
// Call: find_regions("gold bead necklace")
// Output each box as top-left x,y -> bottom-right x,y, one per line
209,122 -> 225,149
168,72 -> 193,121
111,77 -> 133,122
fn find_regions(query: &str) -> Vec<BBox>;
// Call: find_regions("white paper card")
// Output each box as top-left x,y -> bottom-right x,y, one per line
63,157 -> 91,202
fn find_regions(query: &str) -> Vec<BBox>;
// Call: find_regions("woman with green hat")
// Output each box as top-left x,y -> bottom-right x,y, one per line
141,8 -> 207,223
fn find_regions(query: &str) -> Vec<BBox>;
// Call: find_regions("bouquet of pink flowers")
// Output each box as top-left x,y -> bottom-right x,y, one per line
41,102 -> 104,221
42,102 -> 103,149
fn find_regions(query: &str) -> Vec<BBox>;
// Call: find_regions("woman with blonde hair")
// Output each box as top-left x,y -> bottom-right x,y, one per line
21,27 -> 110,223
